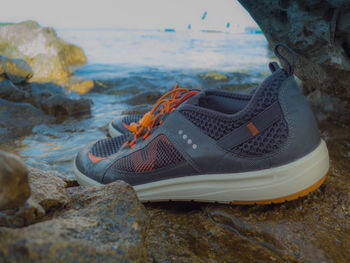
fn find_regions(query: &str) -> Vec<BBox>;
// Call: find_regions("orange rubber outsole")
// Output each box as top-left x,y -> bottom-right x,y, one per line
230,173 -> 327,205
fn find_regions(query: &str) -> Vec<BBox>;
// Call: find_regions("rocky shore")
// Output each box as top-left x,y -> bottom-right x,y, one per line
0,21 -> 92,143
1,15 -> 350,262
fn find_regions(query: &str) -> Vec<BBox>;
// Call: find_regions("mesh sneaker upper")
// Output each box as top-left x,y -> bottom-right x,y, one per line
180,69 -> 289,156
232,118 -> 288,155
112,134 -> 185,173
90,134 -> 129,158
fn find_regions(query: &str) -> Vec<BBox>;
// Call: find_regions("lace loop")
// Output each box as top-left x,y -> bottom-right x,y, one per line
126,84 -> 198,148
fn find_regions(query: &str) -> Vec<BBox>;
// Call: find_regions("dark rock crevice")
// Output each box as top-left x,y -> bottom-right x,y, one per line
238,0 -> 350,123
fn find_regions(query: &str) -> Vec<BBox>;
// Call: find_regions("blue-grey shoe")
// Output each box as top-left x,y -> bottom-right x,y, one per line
74,44 -> 329,204
108,114 -> 143,137
108,85 -> 196,137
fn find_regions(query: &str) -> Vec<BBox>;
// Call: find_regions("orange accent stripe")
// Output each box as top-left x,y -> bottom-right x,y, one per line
247,122 -> 259,136
230,174 -> 327,205
88,152 -> 104,163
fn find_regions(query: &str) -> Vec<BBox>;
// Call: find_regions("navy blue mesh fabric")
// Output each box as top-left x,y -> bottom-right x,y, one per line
122,114 -> 143,124
91,135 -> 129,157
232,118 -> 288,155
180,70 -> 288,141
112,135 -> 184,173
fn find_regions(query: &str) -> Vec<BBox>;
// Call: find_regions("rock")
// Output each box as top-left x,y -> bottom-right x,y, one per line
0,79 -> 27,102
62,43 -> 87,66
0,20 -> 86,83
0,59 -> 4,75
0,98 -> 54,143
202,72 -> 229,81
28,168 -> 69,212
0,180 -> 150,262
41,95 -> 92,117
0,151 -> 30,211
0,167 -> 68,228
25,82 -> 66,107
0,198 -> 46,228
0,81 -> 92,142
123,91 -> 162,105
238,0 -> 350,115
0,55 -> 33,83
307,89 -> 350,124
23,82 -> 92,117
67,80 -> 94,95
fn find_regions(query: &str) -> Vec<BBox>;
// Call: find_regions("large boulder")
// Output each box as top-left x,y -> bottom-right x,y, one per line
0,151 -> 30,211
0,21 -> 86,83
238,0 -> 350,122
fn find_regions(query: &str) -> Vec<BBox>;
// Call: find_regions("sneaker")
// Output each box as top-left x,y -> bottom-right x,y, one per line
75,84 -> 200,183
74,44 -> 329,204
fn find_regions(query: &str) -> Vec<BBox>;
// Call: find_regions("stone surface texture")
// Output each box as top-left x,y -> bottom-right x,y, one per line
238,0 -> 350,121
0,151 -> 30,211
0,20 -> 86,83
0,167 -> 149,262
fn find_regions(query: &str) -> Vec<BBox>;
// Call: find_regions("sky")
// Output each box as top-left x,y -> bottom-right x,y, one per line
0,0 -> 258,31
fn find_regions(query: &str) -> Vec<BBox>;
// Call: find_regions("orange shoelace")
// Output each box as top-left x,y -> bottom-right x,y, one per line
125,84 -> 198,148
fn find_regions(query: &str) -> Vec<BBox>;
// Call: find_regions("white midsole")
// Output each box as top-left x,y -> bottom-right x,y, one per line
108,122 -> 123,138
74,140 -> 329,203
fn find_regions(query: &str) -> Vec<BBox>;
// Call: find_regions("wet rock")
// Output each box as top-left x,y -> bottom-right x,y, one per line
238,0 -> 350,113
41,95 -> 92,117
25,82 -> 66,106
0,98 -> 54,143
0,181 -> 150,262
0,80 -> 92,142
0,79 -> 27,102
0,151 -> 30,211
24,82 -> 92,117
0,59 -> 4,75
123,91 -> 162,105
0,55 -> 33,84
0,20 -> 86,83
